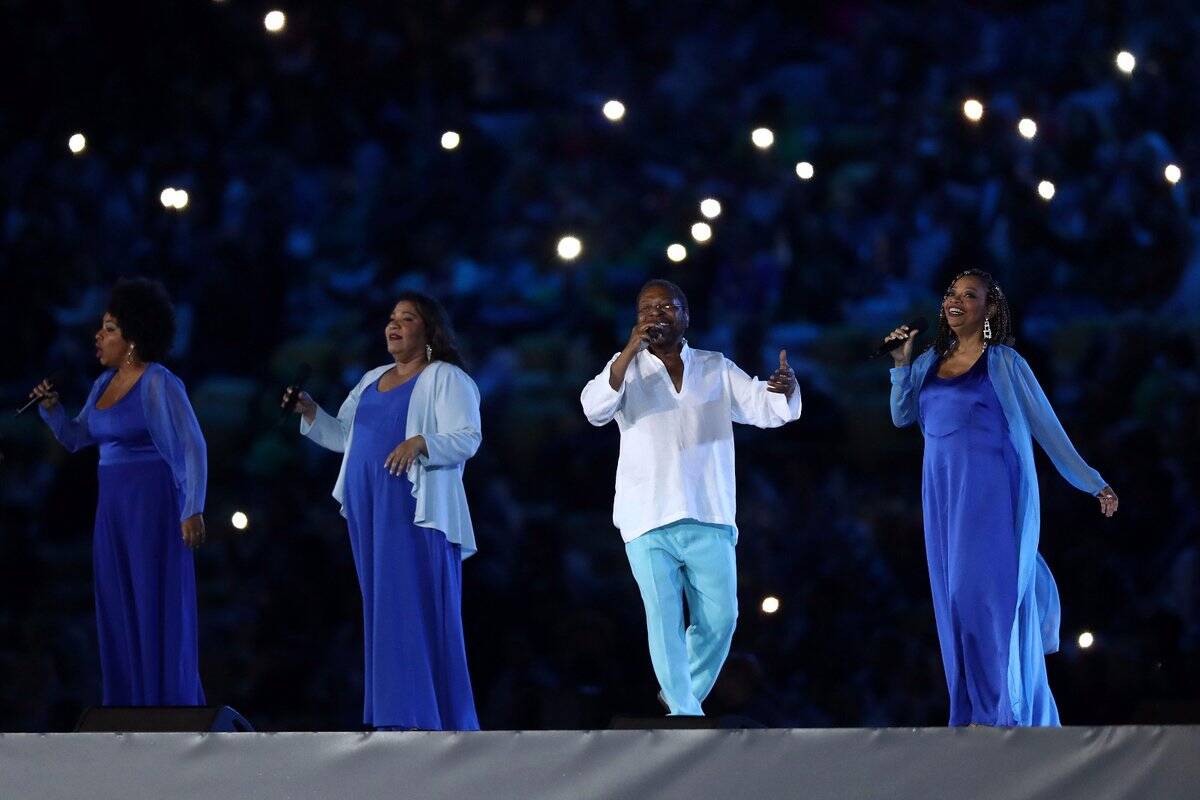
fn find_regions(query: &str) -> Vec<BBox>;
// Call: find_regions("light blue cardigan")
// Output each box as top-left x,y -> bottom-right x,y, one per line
890,345 -> 1107,726
301,360 -> 482,559
39,363 -> 208,521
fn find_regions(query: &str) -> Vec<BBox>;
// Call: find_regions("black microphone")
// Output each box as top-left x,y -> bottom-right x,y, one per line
279,363 -> 312,422
16,369 -> 66,416
869,317 -> 928,359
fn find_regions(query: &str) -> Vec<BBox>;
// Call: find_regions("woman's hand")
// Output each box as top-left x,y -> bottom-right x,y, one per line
1097,486 -> 1119,518
884,325 -> 918,367
181,514 -> 206,548
384,436 -> 428,476
280,387 -> 317,424
29,378 -> 60,411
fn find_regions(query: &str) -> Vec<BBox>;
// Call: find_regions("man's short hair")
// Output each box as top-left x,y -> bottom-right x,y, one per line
637,279 -> 689,311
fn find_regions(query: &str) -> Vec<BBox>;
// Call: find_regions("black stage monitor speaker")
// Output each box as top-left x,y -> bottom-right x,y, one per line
74,705 -> 254,732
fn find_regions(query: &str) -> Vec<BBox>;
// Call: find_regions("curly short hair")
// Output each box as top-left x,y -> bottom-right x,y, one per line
638,278 -> 689,312
107,277 -> 177,363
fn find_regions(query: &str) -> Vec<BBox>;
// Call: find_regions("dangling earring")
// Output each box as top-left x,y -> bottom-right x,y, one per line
983,318 -> 992,340
125,344 -> 136,366
425,344 -> 433,362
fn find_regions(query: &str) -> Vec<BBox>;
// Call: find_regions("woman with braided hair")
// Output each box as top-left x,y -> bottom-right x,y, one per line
883,269 -> 1118,726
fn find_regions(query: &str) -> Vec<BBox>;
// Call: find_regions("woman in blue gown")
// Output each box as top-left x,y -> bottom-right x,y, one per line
884,269 -> 1119,726
288,292 -> 481,731
31,278 -> 207,706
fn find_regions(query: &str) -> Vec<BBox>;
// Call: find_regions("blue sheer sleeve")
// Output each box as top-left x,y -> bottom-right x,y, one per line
1009,352 -> 1106,495
889,350 -> 934,428
38,372 -> 108,452
889,366 -> 917,428
141,365 -> 208,520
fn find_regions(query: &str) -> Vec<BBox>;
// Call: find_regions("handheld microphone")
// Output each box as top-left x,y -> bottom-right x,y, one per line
279,363 -> 312,422
869,317 -> 928,359
646,323 -> 668,344
16,369 -> 66,416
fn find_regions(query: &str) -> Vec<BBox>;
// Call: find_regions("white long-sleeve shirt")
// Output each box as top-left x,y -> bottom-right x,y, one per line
580,342 -> 801,543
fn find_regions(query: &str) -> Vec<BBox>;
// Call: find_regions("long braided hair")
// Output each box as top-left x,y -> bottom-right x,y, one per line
930,269 -> 1015,358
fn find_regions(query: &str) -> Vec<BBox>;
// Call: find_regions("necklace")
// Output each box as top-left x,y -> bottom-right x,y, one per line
950,338 -> 987,355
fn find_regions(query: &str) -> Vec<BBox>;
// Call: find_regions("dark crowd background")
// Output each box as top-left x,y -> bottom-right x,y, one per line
1,0 -> 1198,731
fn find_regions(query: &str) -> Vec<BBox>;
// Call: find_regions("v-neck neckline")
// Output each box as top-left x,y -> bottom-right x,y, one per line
647,344 -> 687,396
935,349 -> 987,381
95,369 -> 146,411
376,366 -> 424,394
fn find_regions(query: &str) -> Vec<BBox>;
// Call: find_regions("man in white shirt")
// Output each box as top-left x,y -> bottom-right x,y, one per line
580,279 -> 801,716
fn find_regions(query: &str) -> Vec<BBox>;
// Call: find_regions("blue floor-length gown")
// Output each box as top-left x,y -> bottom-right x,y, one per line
920,353 -> 1034,726
89,375 -> 205,706
342,375 -> 479,730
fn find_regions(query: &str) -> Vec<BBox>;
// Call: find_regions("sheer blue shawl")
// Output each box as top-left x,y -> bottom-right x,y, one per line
39,363 -> 208,521
890,344 -> 1106,725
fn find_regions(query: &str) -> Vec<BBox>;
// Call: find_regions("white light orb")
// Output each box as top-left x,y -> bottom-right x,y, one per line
1165,164 -> 1182,184
666,243 -> 687,262
1037,180 -> 1056,200
795,161 -> 815,180
1078,631 -> 1094,649
751,127 -> 775,149
440,130 -> 461,150
962,98 -> 984,122
690,221 -> 713,243
68,133 -> 87,154
1018,118 -> 1038,139
231,511 -> 249,530
556,235 -> 582,261
264,10 -> 286,33
761,596 -> 780,614
602,100 -> 626,122
699,198 -> 722,219
1116,51 -> 1136,74
171,189 -> 190,210
160,187 -> 177,208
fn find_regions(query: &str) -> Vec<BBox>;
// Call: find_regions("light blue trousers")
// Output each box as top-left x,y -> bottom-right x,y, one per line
625,519 -> 738,716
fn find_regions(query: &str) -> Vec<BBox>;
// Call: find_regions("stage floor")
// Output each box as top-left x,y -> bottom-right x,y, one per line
1,726 -> 1196,800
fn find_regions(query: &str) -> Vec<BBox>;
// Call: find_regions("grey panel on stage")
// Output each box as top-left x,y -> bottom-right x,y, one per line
1,727 -> 1197,800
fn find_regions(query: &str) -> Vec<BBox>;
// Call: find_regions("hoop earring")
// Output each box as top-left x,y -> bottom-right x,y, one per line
425,344 -> 432,362
983,318 -> 992,340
